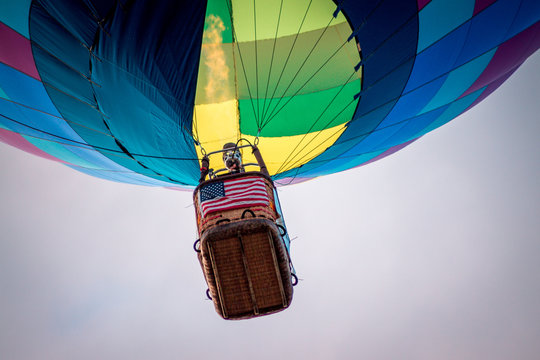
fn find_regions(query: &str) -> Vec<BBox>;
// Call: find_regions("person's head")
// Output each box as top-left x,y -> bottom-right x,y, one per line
222,143 -> 242,172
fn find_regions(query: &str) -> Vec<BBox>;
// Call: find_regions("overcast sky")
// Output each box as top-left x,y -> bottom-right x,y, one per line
1,52 -> 539,360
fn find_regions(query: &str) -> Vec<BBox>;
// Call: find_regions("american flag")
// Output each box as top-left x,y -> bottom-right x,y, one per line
198,176 -> 270,218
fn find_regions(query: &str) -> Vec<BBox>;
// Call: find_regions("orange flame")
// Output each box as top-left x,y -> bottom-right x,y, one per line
203,15 -> 229,102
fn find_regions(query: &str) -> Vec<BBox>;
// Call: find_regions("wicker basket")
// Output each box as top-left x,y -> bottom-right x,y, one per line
198,219 -> 293,320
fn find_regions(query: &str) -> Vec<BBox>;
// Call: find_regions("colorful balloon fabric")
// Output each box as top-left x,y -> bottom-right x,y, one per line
1,0 -> 538,188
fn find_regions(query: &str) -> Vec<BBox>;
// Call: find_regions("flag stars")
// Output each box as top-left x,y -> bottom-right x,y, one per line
200,182 -> 225,202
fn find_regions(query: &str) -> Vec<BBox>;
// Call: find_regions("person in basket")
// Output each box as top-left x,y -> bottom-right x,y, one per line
222,143 -> 245,174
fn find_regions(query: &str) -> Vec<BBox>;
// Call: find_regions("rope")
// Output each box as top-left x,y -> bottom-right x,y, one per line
0,113 -> 198,160
279,98 -> 355,174
260,15 -> 336,128
260,0 -> 314,124
258,0 -> 389,130
224,0 -> 259,127
274,70 -> 357,174
260,0 -> 284,130
253,0 -> 260,124
0,96 -> 113,137
192,108 -> 207,157
274,28 -> 514,184
260,34 -> 349,131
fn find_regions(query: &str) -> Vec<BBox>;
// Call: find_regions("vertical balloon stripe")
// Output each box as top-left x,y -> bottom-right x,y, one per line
417,0 -> 475,52
0,86 -> 8,100
0,22 -> 40,80
376,77 -> 446,129
462,22 -> 540,97
290,148 -> 386,178
508,0 -> 540,38
354,139 -> 417,169
276,138 -> 417,180
0,64 -> 58,116
230,0 -> 347,41
22,135 -> 100,168
66,165 -> 179,187
416,87 -> 484,137
417,0 -> 432,11
273,176 -> 311,186
404,24 -> 471,93
0,128 -> 66,163
193,1 -> 239,170
31,0 -> 207,185
465,68 -> 516,111
382,107 -> 447,148
0,0 -> 31,37
420,49 -> 496,113
473,0 -> 497,16
454,0 -> 522,68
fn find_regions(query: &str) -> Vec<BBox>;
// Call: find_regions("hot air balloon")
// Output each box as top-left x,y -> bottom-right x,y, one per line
1,0 -> 538,319
1,0 -> 538,187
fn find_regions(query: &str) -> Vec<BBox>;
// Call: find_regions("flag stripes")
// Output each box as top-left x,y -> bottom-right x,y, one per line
199,176 -> 270,217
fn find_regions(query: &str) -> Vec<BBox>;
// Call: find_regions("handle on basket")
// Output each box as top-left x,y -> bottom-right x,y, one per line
241,209 -> 256,218
291,273 -> 298,286
276,224 -> 287,237
216,218 -> 231,225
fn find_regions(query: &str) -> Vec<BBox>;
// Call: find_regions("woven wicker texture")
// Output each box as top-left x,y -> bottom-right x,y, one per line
209,237 -> 253,316
200,219 -> 293,320
241,231 -> 284,310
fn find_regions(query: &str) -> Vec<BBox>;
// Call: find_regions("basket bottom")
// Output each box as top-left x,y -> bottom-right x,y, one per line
199,219 -> 293,320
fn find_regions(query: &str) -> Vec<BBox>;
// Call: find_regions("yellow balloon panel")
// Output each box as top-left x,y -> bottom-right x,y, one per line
241,124 -> 347,175
193,99 -> 346,175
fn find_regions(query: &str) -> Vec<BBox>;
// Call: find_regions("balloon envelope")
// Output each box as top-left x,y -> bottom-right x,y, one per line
1,0 -> 538,188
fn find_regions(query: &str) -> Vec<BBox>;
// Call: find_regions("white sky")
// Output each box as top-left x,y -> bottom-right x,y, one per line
1,52 -> 539,360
